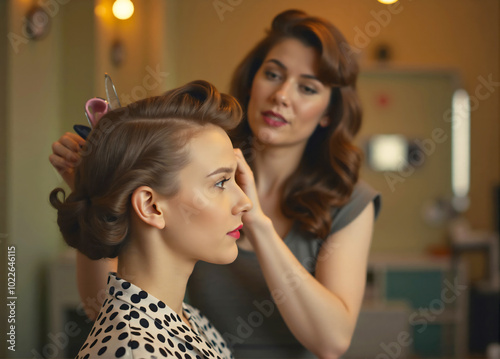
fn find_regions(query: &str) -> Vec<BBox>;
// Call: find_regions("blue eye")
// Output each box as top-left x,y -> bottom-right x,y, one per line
215,177 -> 231,189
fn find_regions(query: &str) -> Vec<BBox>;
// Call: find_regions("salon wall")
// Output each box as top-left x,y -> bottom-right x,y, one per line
169,0 -> 500,253
6,0 -> 96,356
59,1 -> 96,136
89,0 -> 173,118
6,0 -> 64,356
1,2 -> 8,358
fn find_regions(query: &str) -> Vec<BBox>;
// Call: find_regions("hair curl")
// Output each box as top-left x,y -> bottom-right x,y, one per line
50,80 -> 242,260
229,9 -> 363,239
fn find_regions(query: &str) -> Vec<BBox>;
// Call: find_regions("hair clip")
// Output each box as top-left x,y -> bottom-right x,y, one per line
73,73 -> 121,140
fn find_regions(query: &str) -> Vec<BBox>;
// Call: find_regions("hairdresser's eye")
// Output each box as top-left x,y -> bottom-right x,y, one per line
265,70 -> 281,81
300,84 -> 318,95
215,177 -> 231,190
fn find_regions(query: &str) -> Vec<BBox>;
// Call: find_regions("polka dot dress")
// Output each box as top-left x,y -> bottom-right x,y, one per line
76,273 -> 233,359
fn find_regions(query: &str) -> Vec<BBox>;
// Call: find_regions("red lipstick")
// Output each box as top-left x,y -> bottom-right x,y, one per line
227,225 -> 243,239
262,111 -> 288,127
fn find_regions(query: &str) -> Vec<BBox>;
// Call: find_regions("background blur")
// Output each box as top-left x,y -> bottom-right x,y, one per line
0,0 -> 498,358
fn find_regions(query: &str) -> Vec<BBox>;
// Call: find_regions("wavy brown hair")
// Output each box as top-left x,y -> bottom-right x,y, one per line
50,80 -> 242,260
229,9 -> 363,239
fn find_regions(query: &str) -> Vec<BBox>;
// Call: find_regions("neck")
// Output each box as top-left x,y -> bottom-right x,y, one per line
116,229 -> 195,318
252,140 -> 305,197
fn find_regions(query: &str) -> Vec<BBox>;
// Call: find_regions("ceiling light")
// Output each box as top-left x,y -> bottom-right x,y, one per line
112,0 -> 134,20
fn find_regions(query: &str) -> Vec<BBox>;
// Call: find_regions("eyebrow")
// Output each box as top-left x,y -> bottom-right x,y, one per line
266,59 -> 320,81
206,167 -> 235,177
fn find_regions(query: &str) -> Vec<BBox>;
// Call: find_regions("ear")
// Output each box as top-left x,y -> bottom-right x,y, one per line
131,186 -> 166,230
319,115 -> 331,128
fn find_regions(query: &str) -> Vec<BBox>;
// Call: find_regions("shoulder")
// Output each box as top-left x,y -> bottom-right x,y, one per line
77,297 -> 171,359
183,303 -> 233,357
329,180 -> 381,235
349,180 -> 381,216
76,297 -> 134,358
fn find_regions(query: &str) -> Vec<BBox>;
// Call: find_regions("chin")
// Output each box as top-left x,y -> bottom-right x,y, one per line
254,127 -> 282,145
212,245 -> 239,265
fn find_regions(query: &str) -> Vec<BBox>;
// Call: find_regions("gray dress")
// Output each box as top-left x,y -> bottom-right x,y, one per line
187,180 -> 381,358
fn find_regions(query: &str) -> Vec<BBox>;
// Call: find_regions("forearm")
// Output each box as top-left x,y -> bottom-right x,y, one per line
76,251 -> 117,321
246,218 -> 355,358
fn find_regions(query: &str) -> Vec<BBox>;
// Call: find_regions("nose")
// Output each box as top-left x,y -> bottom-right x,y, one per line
232,186 -> 253,215
272,81 -> 291,107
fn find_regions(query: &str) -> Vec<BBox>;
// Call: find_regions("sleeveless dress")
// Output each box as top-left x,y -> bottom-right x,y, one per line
187,180 -> 381,358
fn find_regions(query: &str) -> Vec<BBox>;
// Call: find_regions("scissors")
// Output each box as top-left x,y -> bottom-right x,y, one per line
73,73 -> 121,139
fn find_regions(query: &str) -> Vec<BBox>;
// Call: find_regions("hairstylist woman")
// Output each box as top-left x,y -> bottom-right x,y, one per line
49,10 -> 380,359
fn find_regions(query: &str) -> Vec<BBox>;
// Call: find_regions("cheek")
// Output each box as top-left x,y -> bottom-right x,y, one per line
297,100 -> 329,126
188,190 -> 229,228
248,78 -> 269,112
247,87 -> 259,117
169,190 -> 218,230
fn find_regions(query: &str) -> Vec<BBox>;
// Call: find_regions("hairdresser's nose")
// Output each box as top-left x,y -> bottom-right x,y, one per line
232,186 -> 253,215
272,81 -> 292,107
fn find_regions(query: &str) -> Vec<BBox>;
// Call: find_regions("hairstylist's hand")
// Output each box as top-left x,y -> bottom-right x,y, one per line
234,148 -> 267,225
49,132 -> 85,191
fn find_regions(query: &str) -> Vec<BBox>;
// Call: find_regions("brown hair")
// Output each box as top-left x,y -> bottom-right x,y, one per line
229,9 -> 363,239
50,80 -> 242,260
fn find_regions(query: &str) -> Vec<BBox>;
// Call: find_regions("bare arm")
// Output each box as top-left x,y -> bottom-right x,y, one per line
50,132 -> 117,320
235,149 -> 374,358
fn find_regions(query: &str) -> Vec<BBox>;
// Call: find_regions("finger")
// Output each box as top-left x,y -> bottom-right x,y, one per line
234,155 -> 250,179
49,153 -> 75,171
49,155 -> 75,178
66,131 -> 87,147
52,141 -> 80,163
60,133 -> 84,153
233,148 -> 245,160
234,149 -> 252,173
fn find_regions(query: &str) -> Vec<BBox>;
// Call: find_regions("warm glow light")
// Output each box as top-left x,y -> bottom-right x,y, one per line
378,0 -> 399,4
368,135 -> 408,171
94,4 -> 107,17
451,89 -> 470,200
112,0 -> 134,20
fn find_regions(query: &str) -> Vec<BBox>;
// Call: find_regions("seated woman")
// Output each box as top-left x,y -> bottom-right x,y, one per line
50,80 -> 252,359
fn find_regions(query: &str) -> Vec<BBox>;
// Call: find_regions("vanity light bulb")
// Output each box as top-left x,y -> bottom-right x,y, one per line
112,0 -> 134,20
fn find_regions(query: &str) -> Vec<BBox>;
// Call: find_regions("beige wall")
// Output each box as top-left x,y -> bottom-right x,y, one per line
92,0 -> 173,107
170,0 -> 500,252
7,0 -> 64,356
6,0 -> 95,356
59,1 -> 96,134
1,2 -> 8,358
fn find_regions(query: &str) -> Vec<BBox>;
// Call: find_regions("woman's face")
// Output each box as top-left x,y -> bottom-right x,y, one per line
163,124 -> 251,265
247,38 -> 332,148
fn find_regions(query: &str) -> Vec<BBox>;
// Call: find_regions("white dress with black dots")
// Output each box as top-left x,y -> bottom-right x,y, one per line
76,273 -> 233,359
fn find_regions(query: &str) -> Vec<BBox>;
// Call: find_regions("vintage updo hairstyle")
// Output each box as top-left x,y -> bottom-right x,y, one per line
50,80 -> 242,260
230,9 -> 363,239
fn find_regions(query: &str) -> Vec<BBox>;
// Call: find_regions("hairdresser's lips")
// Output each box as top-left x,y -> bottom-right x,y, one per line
227,225 -> 243,239
262,111 -> 288,127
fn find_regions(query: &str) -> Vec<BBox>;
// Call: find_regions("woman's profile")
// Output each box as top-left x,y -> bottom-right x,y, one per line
50,80 -> 251,358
